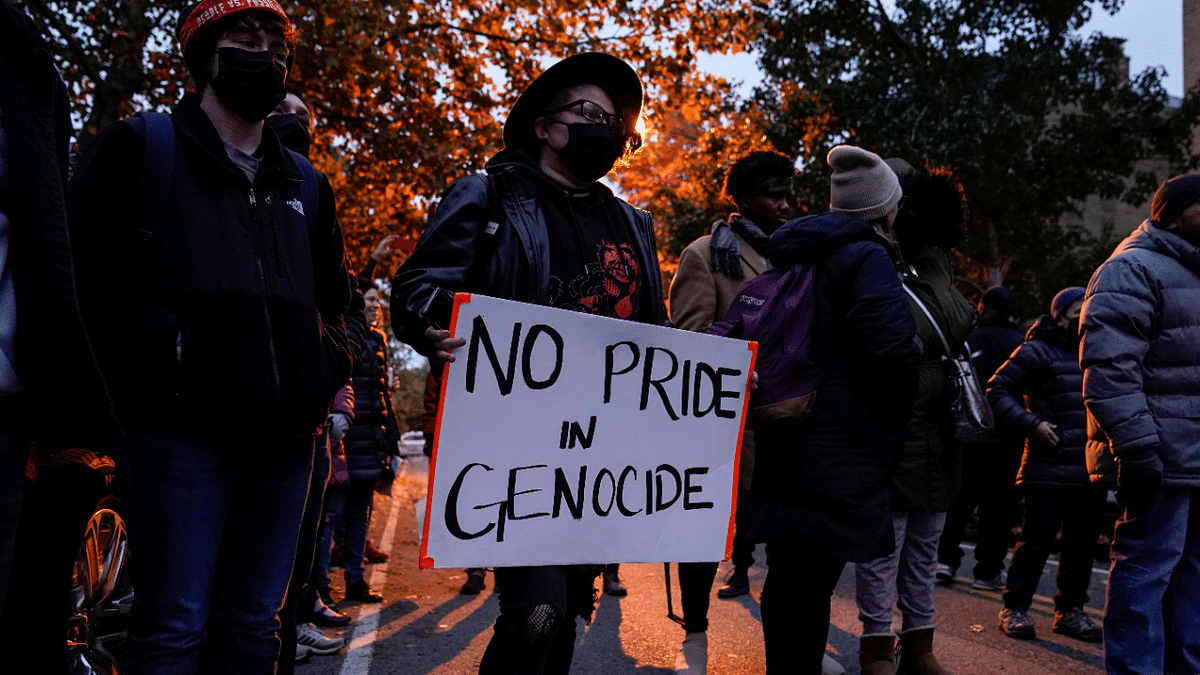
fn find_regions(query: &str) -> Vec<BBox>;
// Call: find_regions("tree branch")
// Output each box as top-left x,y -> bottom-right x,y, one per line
870,0 -> 927,83
23,0 -> 102,81
380,20 -> 621,49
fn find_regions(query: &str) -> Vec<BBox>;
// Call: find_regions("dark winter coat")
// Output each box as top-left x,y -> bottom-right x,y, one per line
748,212 -> 919,563
1081,220 -> 1200,486
987,315 -> 1092,486
966,317 -> 1025,440
890,246 -> 975,511
390,149 -> 666,352
343,326 -> 400,482
67,93 -> 355,444
0,4 -> 116,447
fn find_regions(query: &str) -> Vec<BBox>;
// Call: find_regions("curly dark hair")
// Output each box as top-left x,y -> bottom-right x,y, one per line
722,151 -> 796,201
892,168 -> 967,256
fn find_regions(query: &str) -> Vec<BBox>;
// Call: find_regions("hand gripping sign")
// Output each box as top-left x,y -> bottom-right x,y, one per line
419,294 -> 757,569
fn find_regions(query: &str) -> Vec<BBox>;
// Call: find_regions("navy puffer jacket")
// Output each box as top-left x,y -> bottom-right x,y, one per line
748,212 -> 919,563
1081,221 -> 1200,486
987,316 -> 1092,486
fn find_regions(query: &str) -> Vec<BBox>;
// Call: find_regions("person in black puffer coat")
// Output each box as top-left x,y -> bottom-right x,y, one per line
936,287 -> 1025,589
987,287 -> 1107,643
326,279 -> 400,603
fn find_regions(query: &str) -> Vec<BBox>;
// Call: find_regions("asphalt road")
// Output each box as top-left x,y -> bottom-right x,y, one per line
296,487 -> 1108,675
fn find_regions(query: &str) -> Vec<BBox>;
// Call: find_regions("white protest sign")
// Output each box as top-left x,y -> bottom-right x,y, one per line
418,293 -> 757,569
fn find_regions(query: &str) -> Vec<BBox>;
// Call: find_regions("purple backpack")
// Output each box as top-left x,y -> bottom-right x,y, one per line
705,263 -> 821,430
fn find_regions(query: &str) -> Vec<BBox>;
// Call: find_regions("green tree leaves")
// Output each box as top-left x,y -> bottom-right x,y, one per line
753,0 -> 1199,309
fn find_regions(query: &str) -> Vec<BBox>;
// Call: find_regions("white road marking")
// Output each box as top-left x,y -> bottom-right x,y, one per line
338,494 -> 403,675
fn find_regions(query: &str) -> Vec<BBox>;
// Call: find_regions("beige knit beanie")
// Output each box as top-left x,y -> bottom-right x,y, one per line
827,145 -> 902,221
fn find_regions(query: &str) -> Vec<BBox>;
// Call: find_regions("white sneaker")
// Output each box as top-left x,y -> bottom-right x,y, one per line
674,631 -> 708,674
822,653 -> 847,674
294,644 -> 314,664
296,622 -> 346,655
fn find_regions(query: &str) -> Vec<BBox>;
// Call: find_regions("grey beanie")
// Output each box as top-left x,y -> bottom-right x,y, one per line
828,145 -> 902,221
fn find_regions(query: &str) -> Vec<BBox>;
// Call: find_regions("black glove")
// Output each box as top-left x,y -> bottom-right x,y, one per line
380,453 -> 399,481
1116,447 -> 1164,492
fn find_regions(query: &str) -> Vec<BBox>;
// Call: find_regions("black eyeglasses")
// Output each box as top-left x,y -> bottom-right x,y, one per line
543,99 -> 626,136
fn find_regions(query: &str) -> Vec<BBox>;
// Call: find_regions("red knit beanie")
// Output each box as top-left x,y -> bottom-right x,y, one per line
177,0 -> 290,54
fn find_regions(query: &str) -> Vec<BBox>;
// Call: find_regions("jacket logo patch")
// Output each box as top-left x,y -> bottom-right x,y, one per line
288,198 -> 305,216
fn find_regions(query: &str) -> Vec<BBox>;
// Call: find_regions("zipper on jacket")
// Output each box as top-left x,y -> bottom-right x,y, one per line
249,187 -> 284,415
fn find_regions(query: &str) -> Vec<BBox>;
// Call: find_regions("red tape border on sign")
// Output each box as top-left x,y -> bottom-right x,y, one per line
419,292 -> 472,569
725,341 -> 757,561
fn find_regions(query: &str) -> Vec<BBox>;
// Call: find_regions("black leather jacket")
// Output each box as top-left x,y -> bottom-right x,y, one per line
391,150 -> 666,354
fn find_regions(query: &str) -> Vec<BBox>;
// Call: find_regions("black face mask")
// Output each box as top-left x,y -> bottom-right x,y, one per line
210,47 -> 287,123
266,113 -> 311,157
1067,318 -> 1081,341
555,122 -> 622,182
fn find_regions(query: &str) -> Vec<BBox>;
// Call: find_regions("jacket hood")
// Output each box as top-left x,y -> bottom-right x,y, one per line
1119,220 -> 1200,277
1028,314 -> 1076,351
768,212 -> 890,268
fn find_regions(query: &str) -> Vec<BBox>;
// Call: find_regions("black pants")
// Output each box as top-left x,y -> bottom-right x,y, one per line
0,444 -> 106,674
938,437 -> 1023,578
1003,484 -> 1106,612
730,485 -> 757,570
678,562 -> 718,632
761,542 -> 846,675
479,565 -> 599,675
677,486 -> 757,633
278,432 -> 331,675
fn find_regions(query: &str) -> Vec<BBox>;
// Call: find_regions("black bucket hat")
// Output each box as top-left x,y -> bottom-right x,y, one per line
502,52 -> 643,152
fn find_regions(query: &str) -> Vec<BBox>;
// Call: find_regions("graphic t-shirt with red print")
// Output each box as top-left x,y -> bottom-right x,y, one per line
545,185 -> 649,322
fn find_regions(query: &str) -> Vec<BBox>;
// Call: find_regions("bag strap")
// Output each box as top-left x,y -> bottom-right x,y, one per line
124,112 -> 322,243
123,111 -> 176,241
901,282 -> 956,356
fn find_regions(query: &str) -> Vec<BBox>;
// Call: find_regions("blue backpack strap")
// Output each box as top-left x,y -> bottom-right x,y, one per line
286,148 -> 321,239
122,111 -> 175,241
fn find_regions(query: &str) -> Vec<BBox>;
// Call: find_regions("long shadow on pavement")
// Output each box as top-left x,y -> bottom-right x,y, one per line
573,593 -> 674,675
729,579 -> 854,673
374,592 -> 497,674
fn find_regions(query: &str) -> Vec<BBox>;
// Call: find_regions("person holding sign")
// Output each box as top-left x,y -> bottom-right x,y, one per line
391,53 -> 664,675
747,146 -> 919,675
667,150 -> 794,674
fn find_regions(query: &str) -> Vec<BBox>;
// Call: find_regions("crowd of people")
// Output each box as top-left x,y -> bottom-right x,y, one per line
1,1 -> 1199,675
